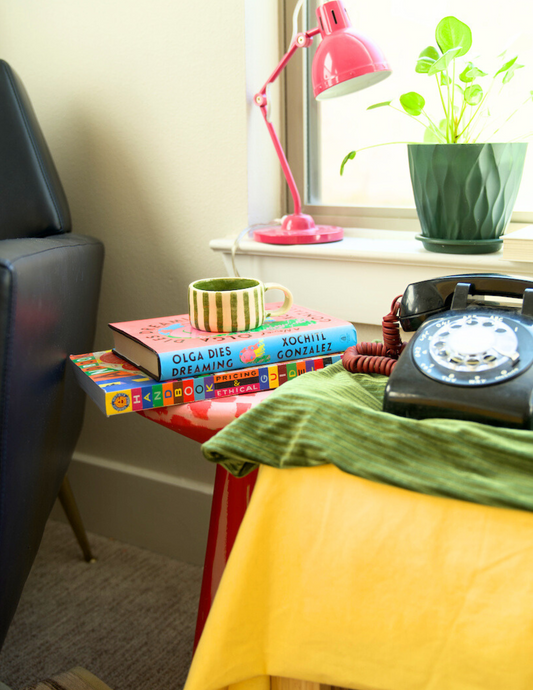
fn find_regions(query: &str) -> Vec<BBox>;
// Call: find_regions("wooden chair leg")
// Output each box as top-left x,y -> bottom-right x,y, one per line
58,476 -> 96,563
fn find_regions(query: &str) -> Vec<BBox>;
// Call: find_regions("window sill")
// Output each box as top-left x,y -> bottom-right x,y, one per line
210,228 -> 533,326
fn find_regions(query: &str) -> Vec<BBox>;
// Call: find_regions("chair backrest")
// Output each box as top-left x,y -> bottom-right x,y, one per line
0,61 -> 104,654
0,60 -> 71,240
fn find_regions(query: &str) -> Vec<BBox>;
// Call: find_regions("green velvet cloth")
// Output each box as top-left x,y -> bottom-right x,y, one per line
202,361 -> 533,512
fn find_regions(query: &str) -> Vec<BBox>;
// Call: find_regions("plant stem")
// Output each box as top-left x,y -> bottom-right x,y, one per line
363,141 -> 418,150
421,110 -> 447,141
436,74 -> 448,122
347,141 -> 420,154
476,94 -> 532,141
451,60 -> 457,141
387,105 -> 446,142
462,77 -> 497,142
456,88 -> 490,140
455,98 -> 469,136
389,105 -> 430,129
446,67 -> 452,142
340,141 -> 421,174
510,131 -> 533,141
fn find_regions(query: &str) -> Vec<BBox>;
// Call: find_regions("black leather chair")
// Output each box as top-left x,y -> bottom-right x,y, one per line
0,60 -> 104,654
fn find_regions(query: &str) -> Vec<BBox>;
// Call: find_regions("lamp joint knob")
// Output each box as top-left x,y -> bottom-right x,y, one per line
295,32 -> 312,48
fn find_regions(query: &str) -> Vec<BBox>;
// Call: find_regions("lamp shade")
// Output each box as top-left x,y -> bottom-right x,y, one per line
312,1 -> 391,100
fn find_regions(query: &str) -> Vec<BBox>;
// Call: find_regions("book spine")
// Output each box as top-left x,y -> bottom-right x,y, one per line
211,354 -> 341,399
157,324 -> 355,381
99,353 -> 341,416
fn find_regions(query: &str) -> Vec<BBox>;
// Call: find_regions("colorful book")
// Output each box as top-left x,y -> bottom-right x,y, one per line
70,350 -> 343,417
108,303 -> 356,381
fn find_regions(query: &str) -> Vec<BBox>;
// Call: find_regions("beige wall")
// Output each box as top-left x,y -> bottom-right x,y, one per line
0,0 -> 281,558
0,0 -> 248,480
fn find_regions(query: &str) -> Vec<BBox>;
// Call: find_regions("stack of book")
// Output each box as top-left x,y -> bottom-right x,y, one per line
502,226 -> 533,262
71,304 -> 356,417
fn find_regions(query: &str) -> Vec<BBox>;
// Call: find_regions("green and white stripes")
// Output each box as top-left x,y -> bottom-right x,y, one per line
189,278 -> 265,333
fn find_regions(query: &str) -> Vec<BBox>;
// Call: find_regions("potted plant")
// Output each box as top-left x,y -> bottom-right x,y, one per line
341,16 -> 530,254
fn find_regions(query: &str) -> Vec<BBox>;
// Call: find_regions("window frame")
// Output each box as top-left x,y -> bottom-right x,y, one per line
283,0 -> 533,231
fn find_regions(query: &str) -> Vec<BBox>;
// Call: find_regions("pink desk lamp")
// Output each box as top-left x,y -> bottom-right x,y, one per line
254,0 -> 391,245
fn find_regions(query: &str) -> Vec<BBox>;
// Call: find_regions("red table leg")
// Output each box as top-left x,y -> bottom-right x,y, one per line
193,465 -> 258,650
138,392 -> 270,649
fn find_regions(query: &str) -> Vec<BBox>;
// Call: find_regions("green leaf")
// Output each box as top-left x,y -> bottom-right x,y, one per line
367,101 -> 392,110
459,64 -> 473,83
340,151 -> 356,176
435,16 -> 472,58
459,62 -> 488,83
467,65 -> 487,80
424,118 -> 448,143
399,92 -> 425,116
423,127 -> 441,143
502,63 -> 524,84
495,56 -> 517,77
440,73 -> 451,86
428,47 -> 461,76
464,83 -> 483,105
416,59 -> 435,74
415,46 -> 440,74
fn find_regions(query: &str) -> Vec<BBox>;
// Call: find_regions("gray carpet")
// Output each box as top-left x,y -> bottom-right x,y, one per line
0,520 -> 202,690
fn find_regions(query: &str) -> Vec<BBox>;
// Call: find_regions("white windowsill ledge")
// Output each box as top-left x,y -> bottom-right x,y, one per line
210,228 -> 533,326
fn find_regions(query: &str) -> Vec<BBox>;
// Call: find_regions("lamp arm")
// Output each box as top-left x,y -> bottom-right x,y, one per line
254,28 -> 320,218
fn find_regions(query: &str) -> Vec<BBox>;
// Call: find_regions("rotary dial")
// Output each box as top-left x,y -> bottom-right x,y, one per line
429,315 -> 519,372
411,311 -> 533,387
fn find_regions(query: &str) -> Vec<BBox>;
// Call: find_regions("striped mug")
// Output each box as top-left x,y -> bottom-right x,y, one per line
188,277 -> 293,333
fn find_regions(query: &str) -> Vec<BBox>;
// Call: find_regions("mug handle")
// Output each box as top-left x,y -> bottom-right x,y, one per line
264,283 -> 293,317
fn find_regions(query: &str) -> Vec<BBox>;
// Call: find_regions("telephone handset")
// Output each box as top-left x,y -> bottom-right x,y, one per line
343,274 -> 533,429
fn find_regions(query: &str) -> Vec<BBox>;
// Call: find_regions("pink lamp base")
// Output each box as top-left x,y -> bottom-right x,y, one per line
254,224 -> 344,245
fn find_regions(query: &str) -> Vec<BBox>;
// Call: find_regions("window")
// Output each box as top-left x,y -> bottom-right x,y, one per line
285,0 -> 533,226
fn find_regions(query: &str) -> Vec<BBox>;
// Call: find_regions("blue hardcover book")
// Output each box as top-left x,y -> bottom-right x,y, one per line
109,303 -> 356,381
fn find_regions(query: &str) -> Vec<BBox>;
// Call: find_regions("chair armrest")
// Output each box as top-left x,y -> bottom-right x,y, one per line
0,233 -> 104,650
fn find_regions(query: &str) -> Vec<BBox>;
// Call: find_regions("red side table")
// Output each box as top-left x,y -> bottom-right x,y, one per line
139,391 -> 272,649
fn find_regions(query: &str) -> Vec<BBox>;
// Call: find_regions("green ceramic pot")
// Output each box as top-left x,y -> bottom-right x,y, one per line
408,143 -> 527,254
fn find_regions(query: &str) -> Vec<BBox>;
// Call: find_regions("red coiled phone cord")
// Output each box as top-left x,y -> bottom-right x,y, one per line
342,295 -> 405,376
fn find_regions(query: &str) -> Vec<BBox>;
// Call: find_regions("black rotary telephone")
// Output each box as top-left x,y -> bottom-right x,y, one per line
344,274 -> 533,429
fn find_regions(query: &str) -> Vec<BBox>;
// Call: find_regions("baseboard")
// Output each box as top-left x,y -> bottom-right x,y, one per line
51,453 -> 214,565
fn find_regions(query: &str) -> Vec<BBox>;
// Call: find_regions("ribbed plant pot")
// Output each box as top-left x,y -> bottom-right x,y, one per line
408,142 -> 527,254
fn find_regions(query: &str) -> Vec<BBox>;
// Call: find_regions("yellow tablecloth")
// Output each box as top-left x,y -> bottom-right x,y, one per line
185,464 -> 533,690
